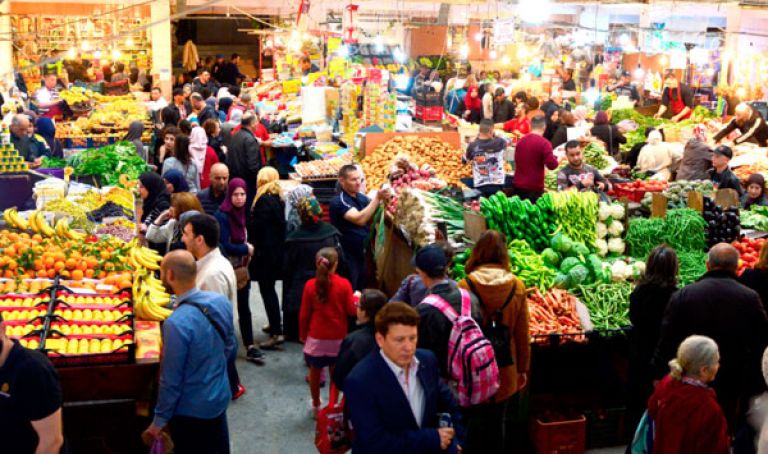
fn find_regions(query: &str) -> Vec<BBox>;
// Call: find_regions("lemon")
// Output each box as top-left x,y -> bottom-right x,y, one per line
81,325 -> 93,335
82,310 -> 93,321
72,309 -> 83,320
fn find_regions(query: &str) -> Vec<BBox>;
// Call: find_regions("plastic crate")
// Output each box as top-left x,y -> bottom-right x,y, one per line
532,415 -> 586,454
585,407 -> 628,449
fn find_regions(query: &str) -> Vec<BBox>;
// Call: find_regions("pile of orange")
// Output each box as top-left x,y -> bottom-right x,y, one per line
0,279 -> 52,294
0,230 -> 132,281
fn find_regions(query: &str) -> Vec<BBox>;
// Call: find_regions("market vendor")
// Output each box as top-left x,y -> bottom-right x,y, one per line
300,56 -> 320,76
636,129 -> 680,181
9,114 -> 48,169
557,140 -> 611,193
34,74 -> 65,119
330,164 -> 388,291
501,102 -> 530,141
464,119 -> 508,196
654,72 -> 694,122
607,71 -> 640,104
742,174 -> 768,210
713,103 -> 768,147
709,145 -> 744,196
492,87 -> 515,125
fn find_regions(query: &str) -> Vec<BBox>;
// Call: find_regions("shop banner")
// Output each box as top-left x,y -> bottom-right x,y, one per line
494,19 -> 516,45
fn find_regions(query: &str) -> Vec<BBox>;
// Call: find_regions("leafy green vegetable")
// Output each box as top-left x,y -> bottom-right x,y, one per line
541,248 -> 561,268
39,156 -> 67,169
68,141 -> 148,186
560,257 -> 582,273
568,265 -> 589,286
626,209 -> 707,258
569,243 -> 590,259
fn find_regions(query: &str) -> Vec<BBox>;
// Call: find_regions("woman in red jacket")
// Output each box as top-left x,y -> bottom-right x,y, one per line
299,247 -> 356,417
463,85 -> 483,124
648,335 -> 730,454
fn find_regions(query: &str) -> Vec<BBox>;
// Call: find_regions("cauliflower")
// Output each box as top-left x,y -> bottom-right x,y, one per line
598,202 -> 612,221
610,204 -> 625,220
607,220 -> 625,237
596,239 -> 609,257
608,238 -> 626,254
611,260 -> 631,281
597,222 -> 608,239
634,262 -> 646,274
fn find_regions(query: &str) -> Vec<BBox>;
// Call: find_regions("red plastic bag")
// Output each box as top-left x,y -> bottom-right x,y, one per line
315,385 -> 353,454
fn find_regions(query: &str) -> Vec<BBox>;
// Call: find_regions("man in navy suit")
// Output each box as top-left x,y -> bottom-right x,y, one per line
345,302 -> 464,454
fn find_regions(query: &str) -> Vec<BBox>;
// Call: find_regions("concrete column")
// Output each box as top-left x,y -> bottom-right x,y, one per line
0,0 -> 13,89
150,0 -> 172,98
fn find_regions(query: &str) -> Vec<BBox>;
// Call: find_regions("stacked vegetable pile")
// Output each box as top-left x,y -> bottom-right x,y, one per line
611,106 -> 715,153
527,288 -> 584,340
506,240 -> 557,291
542,233 -> 612,290
583,142 -> 610,170
733,237 -> 766,274
640,180 -> 714,210
741,206 -> 768,231
394,188 -> 464,247
480,193 -> 556,252
550,191 -> 599,249
596,202 -> 626,257
626,209 -> 707,258
574,282 -> 633,330
383,156 -> 447,216
43,142 -> 149,186
703,197 -> 741,247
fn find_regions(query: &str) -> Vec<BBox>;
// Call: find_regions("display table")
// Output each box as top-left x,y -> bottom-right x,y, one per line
0,173 -> 34,210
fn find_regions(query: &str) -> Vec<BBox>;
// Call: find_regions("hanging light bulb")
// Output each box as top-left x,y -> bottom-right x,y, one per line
489,49 -> 497,60
94,50 -> 102,59
126,37 -> 134,47
474,31 -> 483,42
736,87 -> 747,99
633,65 -> 645,79
460,44 -> 469,60
111,48 -> 121,61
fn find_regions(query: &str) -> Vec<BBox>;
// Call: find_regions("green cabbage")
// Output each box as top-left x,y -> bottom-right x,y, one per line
560,257 -> 582,274
568,265 -> 589,286
551,233 -> 573,255
541,248 -> 562,268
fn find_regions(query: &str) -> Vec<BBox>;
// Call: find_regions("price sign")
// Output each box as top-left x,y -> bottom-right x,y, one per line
282,79 -> 302,94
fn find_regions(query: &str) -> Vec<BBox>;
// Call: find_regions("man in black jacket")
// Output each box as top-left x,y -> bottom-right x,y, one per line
491,88 -> 514,125
652,243 -> 768,429
709,145 -> 743,196
196,163 -> 229,216
414,244 -> 481,379
227,114 -> 261,204
713,102 -> 768,147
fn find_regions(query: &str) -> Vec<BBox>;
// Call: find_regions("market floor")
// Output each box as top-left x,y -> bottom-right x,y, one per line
230,283 -> 626,454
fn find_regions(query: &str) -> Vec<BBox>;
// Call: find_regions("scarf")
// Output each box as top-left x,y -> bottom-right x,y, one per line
219,177 -> 248,243
253,166 -> 281,207
189,126 -> 208,173
163,169 -> 190,193
139,172 -> 170,222
464,86 -> 482,111
218,97 -> 234,115
285,184 -> 313,233
297,195 -> 322,225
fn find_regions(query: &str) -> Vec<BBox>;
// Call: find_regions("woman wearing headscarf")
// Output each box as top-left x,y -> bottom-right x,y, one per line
742,173 -> 768,210
138,172 -> 171,253
590,110 -> 626,159
285,184 -> 313,234
221,109 -> 243,151
214,178 -> 265,364
146,193 -> 202,252
218,97 -> 234,124
637,129 -> 681,181
677,125 -> 713,181
162,169 -> 190,193
190,125 -> 218,189
123,121 -> 146,161
34,117 -> 63,158
247,167 -> 286,349
282,195 -> 342,342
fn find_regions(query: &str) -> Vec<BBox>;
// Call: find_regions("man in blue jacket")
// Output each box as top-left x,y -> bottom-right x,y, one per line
345,302 -> 464,454
143,250 -> 235,453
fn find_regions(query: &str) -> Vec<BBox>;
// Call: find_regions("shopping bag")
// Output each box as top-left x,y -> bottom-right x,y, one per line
631,410 -> 654,454
149,438 -> 165,454
315,385 -> 353,454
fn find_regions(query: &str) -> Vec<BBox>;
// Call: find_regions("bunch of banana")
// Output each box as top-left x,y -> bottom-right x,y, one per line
27,211 -> 55,237
127,240 -> 162,272
132,270 -> 172,321
54,218 -> 85,240
3,208 -> 29,230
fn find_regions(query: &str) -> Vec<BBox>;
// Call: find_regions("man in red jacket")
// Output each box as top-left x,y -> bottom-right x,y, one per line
512,115 -> 559,202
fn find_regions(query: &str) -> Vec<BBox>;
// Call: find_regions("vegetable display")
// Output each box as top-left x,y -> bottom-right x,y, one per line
677,250 -> 708,286
394,188 -> 464,247
480,193 -> 555,252
507,240 -> 556,291
582,142 -> 609,170
527,288 -> 584,340
596,202 -> 626,257
703,197 -> 741,247
67,141 -> 149,186
732,237 -> 766,275
741,206 -> 768,231
545,233 -> 607,290
574,282 -> 633,330
626,209 -> 707,258
383,156 -> 447,216
640,180 -> 714,210
550,191 -> 599,249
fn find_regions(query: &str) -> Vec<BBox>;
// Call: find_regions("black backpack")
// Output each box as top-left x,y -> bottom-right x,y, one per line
465,278 -> 516,368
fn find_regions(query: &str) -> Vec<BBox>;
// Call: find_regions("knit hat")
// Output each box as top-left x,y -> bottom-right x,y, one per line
297,196 -> 323,225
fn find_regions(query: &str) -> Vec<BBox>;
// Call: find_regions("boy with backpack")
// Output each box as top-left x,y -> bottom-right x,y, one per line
415,244 -> 501,453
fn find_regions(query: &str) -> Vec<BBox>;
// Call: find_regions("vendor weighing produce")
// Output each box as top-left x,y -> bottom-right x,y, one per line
713,103 -> 768,147
655,71 -> 694,122
607,70 -> 640,105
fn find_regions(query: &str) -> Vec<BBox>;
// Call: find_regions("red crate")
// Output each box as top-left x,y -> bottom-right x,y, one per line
533,415 -> 586,454
414,104 -> 426,120
425,106 -> 443,121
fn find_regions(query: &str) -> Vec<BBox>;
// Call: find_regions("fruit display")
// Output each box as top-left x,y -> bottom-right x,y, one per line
67,141 -> 149,186
361,135 -> 470,188
0,143 -> 29,173
611,179 -> 668,203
